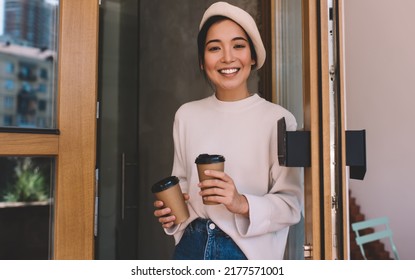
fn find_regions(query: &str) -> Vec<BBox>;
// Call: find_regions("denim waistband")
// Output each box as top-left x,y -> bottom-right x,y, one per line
188,218 -> 229,237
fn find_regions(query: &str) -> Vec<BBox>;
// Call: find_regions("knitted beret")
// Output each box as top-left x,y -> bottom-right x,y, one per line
199,1 -> 266,70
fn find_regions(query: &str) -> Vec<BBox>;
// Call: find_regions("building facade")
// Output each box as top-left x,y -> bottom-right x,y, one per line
0,43 -> 55,128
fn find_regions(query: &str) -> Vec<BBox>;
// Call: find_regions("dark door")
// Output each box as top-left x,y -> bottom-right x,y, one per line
96,0 -> 139,259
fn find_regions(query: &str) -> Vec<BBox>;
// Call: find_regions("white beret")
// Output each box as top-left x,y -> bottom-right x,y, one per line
199,1 -> 266,70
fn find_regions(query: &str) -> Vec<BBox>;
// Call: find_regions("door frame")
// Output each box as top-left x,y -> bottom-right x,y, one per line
302,0 -> 348,259
0,0 -> 99,259
53,0 -> 99,259
337,0 -> 348,260
302,0 -> 322,259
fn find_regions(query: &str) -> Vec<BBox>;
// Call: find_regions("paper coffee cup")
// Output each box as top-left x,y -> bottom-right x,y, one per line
151,176 -> 189,224
195,154 -> 225,205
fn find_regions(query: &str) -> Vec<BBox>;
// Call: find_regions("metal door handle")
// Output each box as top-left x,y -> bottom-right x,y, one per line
121,153 -> 126,220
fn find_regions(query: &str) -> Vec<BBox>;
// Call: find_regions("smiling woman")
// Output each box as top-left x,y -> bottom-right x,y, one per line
152,1 -> 302,260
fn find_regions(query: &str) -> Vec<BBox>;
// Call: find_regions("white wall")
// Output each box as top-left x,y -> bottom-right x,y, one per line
343,0 -> 415,259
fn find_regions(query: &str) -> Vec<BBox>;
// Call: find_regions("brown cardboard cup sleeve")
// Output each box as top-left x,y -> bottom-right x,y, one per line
151,176 -> 189,224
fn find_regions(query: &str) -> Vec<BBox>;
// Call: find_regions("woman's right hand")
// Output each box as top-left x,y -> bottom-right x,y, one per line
153,193 -> 189,229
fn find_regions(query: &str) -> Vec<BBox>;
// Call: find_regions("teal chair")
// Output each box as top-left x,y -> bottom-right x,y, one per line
351,217 -> 399,260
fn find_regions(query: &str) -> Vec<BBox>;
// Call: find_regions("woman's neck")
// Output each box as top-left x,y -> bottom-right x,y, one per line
215,88 -> 251,101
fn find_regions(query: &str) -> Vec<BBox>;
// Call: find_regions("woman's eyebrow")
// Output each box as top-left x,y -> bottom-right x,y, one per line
205,37 -> 248,46
232,36 -> 248,42
205,39 -> 221,46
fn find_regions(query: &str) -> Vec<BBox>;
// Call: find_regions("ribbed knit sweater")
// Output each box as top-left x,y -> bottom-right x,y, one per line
167,93 -> 302,259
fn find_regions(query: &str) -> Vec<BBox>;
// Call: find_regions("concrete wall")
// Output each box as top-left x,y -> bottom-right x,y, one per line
343,0 -> 415,259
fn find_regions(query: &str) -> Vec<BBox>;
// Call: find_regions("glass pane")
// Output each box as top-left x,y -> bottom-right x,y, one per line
0,156 -> 55,259
275,0 -> 305,259
0,0 -> 59,129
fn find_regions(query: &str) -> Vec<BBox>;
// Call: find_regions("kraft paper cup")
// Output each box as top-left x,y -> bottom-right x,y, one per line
151,176 -> 189,224
195,154 -> 225,205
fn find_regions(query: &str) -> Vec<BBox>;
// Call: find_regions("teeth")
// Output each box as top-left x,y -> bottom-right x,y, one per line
220,68 -> 238,74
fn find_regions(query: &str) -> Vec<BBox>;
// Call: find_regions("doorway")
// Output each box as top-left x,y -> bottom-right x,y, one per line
96,0 -> 347,260
96,0 -> 274,260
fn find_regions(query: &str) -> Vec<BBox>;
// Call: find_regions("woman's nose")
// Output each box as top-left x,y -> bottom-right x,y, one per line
221,47 -> 235,63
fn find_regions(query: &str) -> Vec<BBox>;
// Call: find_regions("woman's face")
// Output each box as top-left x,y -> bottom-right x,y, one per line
203,19 -> 255,98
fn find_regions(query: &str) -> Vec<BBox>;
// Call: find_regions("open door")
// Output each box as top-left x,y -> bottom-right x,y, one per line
0,0 -> 99,259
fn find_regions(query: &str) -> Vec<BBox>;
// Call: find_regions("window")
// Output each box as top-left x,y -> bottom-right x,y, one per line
0,157 -> 55,260
3,115 -> 13,126
4,79 -> 14,91
18,62 -> 37,81
5,62 -> 15,74
38,83 -> 47,93
40,68 -> 48,80
4,96 -> 14,109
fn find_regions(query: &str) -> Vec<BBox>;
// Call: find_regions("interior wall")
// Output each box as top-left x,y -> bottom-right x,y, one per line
138,0 -> 261,259
343,0 -> 415,259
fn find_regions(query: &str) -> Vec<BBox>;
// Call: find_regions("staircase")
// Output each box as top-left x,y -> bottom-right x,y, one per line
349,191 -> 392,260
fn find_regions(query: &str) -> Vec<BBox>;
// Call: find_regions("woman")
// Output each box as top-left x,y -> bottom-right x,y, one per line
154,1 -> 302,260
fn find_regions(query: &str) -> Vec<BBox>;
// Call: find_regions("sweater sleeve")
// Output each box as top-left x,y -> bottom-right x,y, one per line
235,113 -> 303,237
171,109 -> 189,194
163,108 -> 190,236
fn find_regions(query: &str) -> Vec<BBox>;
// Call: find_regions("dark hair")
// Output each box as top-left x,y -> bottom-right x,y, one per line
197,15 -> 257,79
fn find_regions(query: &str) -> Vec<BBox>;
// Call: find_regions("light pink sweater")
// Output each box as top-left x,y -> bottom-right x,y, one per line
167,93 -> 302,259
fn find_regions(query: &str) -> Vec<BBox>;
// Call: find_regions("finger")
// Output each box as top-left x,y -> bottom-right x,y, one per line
202,194 -> 223,205
198,178 -> 226,190
159,215 -> 176,226
153,200 -> 164,208
200,186 -> 224,197
183,193 -> 190,201
154,207 -> 171,218
162,221 -> 175,228
204,169 -> 228,180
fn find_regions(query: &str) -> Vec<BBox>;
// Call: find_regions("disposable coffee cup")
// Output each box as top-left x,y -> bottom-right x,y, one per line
195,154 -> 225,205
151,176 -> 189,224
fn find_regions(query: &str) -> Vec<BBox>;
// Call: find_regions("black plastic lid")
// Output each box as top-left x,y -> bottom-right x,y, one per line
151,176 -> 179,193
195,154 -> 225,164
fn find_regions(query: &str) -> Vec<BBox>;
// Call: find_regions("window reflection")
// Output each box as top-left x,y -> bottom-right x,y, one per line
0,0 -> 59,129
0,156 -> 55,259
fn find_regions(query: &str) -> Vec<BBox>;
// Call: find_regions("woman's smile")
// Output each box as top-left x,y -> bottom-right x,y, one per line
218,67 -> 240,75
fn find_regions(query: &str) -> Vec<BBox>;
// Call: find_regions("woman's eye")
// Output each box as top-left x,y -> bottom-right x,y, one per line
207,46 -> 220,52
234,44 -> 246,49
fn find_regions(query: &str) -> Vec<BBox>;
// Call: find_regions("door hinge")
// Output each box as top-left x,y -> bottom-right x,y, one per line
329,65 -> 336,81
96,101 -> 100,119
94,168 -> 99,237
304,243 -> 313,259
331,194 -> 338,210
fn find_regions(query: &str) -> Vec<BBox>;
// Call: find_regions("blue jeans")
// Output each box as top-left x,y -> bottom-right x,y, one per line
173,218 -> 247,260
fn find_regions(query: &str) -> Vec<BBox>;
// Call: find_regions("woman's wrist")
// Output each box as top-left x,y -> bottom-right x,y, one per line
238,195 -> 250,217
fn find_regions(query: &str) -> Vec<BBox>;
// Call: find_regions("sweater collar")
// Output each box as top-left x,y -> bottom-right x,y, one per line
210,93 -> 261,112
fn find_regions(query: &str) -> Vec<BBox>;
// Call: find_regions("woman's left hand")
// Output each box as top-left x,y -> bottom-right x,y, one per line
198,170 -> 249,217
